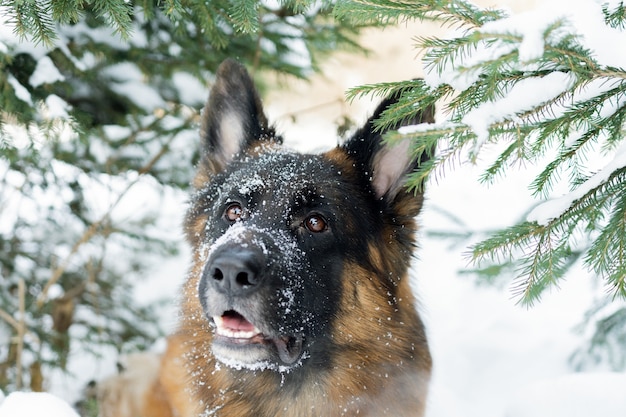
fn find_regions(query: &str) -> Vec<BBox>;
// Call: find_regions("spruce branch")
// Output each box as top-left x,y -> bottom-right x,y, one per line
229,0 -> 260,34
334,0 -> 504,28
50,0 -> 82,25
92,0 -> 134,39
341,0 -> 626,305
602,1 -> 626,29
345,80 -> 421,102
2,0 -> 135,44
8,0 -> 58,45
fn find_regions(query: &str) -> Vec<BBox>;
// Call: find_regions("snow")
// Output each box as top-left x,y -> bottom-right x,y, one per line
527,141 -> 626,224
424,39 -> 517,91
3,0 -> 626,416
43,95 -> 71,120
60,21 -> 131,51
7,74 -> 33,105
211,349 -> 307,374
29,56 -> 65,87
425,0 -> 626,118
102,62 -> 166,112
0,391 -> 79,417
102,125 -> 133,141
461,72 -> 576,147
265,15 -> 313,73
172,72 -> 208,106
505,373 -> 626,417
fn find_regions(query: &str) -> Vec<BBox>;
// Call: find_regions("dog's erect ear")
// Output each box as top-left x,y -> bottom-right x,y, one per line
343,96 -> 434,202
199,59 -> 278,175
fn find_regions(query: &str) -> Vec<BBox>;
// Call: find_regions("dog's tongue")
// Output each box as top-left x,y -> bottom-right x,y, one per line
274,335 -> 304,365
221,311 -> 303,365
222,311 -> 256,332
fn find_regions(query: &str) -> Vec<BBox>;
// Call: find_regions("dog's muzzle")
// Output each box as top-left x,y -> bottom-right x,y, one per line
196,227 -> 306,368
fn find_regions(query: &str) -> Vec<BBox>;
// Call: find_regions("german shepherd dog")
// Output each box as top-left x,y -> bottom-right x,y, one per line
148,59 -> 433,417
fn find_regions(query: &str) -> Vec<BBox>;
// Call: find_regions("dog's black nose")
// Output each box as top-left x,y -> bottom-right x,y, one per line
205,249 -> 265,296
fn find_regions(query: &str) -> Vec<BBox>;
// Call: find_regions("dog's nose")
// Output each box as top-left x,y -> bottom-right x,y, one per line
205,249 -> 265,296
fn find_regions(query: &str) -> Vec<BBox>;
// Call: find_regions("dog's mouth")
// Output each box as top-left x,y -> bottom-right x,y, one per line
211,310 -> 304,366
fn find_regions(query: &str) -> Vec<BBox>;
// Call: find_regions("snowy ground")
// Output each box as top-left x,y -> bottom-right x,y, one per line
3,0 -> 626,416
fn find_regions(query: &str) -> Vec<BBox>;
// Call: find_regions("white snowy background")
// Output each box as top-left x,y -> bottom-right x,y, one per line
2,0 -> 626,416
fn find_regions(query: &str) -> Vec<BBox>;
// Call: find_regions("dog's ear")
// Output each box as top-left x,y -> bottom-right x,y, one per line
343,95 -> 434,204
198,59 -> 278,177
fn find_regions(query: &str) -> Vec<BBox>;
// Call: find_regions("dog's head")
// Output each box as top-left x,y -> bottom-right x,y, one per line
183,59 -> 433,371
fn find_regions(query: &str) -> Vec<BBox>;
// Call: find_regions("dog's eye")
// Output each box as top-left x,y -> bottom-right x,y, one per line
225,203 -> 244,222
304,214 -> 327,233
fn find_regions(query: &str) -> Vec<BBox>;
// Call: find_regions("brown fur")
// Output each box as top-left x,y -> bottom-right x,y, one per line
97,353 -> 165,417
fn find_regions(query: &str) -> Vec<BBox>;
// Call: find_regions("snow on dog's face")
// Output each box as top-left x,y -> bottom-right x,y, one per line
193,150 -> 347,369
182,59 -> 433,372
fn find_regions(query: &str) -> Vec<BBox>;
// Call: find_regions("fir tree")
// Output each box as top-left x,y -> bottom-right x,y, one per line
336,0 -> 626,370
0,0 -> 362,393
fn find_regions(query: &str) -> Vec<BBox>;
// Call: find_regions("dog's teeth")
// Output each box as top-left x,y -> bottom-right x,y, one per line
218,328 -> 258,339
217,327 -> 261,339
